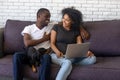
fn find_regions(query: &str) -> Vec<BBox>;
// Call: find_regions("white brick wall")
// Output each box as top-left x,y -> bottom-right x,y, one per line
0,0 -> 120,27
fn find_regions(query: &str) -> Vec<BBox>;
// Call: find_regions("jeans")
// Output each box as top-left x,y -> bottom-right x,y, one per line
13,51 -> 51,80
50,53 -> 72,80
51,53 -> 96,80
71,56 -> 96,65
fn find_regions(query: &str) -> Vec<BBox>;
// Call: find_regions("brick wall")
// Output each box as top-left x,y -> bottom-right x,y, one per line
0,0 -> 120,27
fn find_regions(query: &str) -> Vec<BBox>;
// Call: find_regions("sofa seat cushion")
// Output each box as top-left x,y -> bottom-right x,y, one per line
0,55 -> 13,77
1,55 -> 120,80
0,55 -> 59,79
23,63 -> 60,80
70,65 -> 120,80
83,20 -> 120,56
68,57 -> 120,80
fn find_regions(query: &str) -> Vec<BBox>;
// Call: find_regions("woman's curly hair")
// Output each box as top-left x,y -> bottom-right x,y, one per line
61,7 -> 83,30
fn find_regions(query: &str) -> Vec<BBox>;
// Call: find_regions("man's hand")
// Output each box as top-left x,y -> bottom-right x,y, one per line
42,32 -> 50,41
80,26 -> 90,40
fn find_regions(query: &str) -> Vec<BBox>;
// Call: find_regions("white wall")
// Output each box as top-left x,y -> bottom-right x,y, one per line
0,0 -> 120,27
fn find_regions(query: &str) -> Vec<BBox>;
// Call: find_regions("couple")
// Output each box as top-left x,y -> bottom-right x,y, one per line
13,7 -> 96,80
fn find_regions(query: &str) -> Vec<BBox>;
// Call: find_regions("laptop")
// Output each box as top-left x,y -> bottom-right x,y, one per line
65,42 -> 90,59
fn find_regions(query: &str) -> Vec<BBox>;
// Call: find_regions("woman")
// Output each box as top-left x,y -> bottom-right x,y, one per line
50,7 -> 96,80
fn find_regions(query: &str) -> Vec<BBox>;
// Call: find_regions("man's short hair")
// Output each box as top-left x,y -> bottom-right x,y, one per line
37,8 -> 50,18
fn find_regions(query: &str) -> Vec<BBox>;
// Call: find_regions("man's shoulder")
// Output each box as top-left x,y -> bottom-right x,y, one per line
25,24 -> 36,28
21,24 -> 34,36
23,24 -> 36,31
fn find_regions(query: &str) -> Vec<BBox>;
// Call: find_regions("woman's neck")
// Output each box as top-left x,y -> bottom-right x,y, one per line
63,26 -> 71,30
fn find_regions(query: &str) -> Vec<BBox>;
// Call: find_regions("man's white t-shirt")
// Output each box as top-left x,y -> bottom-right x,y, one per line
21,23 -> 53,50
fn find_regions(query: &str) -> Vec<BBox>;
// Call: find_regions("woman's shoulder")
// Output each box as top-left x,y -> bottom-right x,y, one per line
53,22 -> 62,29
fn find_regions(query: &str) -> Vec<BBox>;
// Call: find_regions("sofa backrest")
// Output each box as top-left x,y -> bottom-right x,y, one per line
83,20 -> 120,57
0,28 -> 4,57
4,19 -> 35,54
3,19 -> 120,57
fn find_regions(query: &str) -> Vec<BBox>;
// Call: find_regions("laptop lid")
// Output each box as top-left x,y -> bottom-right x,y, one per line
65,42 -> 90,59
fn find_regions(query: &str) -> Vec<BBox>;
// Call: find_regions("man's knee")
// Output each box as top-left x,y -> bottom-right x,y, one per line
42,54 -> 51,64
13,52 -> 26,61
13,52 -> 20,60
43,54 -> 51,59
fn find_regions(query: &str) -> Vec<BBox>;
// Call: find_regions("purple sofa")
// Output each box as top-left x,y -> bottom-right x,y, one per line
0,19 -> 120,80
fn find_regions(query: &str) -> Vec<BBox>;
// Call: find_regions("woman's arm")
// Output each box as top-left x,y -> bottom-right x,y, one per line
50,30 -> 64,58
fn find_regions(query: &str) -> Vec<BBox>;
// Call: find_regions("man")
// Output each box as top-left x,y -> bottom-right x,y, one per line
13,8 -> 52,80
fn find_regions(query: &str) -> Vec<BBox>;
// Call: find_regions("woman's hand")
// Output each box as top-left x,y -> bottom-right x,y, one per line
56,52 -> 64,58
86,51 -> 94,57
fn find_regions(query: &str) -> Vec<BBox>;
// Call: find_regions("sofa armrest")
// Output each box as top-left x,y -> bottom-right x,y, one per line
0,28 -> 4,58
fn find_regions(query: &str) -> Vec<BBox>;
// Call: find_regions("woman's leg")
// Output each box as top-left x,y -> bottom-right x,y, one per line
39,54 -> 51,80
51,53 -> 72,80
72,56 -> 96,65
13,51 -> 27,80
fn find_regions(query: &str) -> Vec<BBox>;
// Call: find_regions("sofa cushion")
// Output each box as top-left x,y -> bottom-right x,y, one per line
4,19 -> 35,54
1,55 -> 120,80
0,28 -> 4,58
83,20 -> 120,56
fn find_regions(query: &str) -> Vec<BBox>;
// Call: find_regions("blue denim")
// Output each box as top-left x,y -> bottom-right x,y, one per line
71,56 -> 96,65
50,53 -> 96,80
50,53 -> 72,80
13,51 -> 51,80
39,54 -> 51,80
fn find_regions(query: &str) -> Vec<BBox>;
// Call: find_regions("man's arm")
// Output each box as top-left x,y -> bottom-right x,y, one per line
80,26 -> 90,40
23,32 -> 50,47
76,35 -> 82,44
